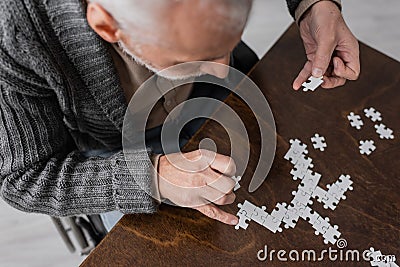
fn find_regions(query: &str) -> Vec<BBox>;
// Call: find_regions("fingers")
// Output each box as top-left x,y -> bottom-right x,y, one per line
200,185 -> 236,205
196,203 -> 238,225
332,56 -> 359,81
321,76 -> 346,89
208,152 -> 236,177
293,61 -> 312,90
312,39 -> 336,78
203,171 -> 236,194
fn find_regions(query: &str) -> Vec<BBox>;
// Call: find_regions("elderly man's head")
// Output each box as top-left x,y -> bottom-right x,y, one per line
87,0 -> 253,79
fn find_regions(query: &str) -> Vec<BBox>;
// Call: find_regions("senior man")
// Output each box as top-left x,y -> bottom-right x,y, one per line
0,0 -> 359,233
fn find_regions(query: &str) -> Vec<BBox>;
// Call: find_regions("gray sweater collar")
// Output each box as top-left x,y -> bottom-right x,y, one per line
43,0 -> 127,131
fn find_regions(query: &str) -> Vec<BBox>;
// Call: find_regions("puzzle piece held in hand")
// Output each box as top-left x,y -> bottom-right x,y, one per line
347,112 -> 364,130
302,76 -> 323,92
311,133 -> 327,151
359,140 -> 376,156
364,107 -> 382,122
232,176 -> 242,191
375,123 -> 394,140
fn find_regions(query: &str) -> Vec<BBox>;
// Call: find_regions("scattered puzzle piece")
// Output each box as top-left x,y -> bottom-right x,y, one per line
364,107 -> 382,122
347,112 -> 364,130
359,140 -> 376,155
311,133 -> 327,151
375,123 -> 394,140
302,76 -> 323,92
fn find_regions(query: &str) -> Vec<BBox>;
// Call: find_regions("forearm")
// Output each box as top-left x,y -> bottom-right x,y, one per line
1,148 -> 159,217
0,78 -> 159,217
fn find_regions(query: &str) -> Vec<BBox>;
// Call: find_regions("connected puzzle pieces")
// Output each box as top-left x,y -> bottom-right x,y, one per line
235,139 -> 354,245
365,247 -> 399,267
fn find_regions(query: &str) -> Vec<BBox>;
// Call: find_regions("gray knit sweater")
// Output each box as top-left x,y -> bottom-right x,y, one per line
0,0 -> 303,217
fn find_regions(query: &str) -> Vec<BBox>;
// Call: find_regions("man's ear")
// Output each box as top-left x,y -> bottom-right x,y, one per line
86,3 -> 120,43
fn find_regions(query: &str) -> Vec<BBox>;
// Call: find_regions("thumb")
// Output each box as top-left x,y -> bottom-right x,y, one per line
312,41 -> 336,78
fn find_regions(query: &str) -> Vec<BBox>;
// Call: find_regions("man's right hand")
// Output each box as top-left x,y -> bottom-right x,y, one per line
158,149 -> 239,226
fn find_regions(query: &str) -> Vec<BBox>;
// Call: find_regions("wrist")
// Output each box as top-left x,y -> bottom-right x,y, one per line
150,154 -> 163,203
295,0 -> 342,25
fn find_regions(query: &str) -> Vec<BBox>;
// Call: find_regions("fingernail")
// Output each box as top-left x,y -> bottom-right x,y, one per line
312,68 -> 323,77
334,59 -> 338,68
231,218 -> 238,225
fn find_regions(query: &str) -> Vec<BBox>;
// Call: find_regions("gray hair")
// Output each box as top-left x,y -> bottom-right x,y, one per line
90,0 -> 253,44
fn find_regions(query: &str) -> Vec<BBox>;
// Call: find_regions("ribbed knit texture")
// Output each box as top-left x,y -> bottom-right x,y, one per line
0,0 -> 302,217
0,0 -> 158,217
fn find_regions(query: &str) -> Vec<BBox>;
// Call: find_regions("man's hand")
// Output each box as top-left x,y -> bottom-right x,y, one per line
158,149 -> 239,226
293,1 -> 360,90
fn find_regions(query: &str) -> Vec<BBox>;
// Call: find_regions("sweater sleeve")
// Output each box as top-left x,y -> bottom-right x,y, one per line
0,81 -> 159,217
0,82 -> 159,216
0,40 -> 159,217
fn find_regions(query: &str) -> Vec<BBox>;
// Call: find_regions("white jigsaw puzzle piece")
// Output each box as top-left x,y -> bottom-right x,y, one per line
235,212 -> 251,230
262,215 -> 283,233
359,140 -> 376,155
347,112 -> 364,130
375,123 -> 394,140
312,216 -> 332,236
302,76 -> 323,92
291,189 -> 313,207
300,207 -> 320,224
284,139 -> 308,164
290,155 -> 314,180
322,225 -> 341,245
232,176 -> 242,191
283,204 -> 301,229
364,107 -> 382,122
299,170 -> 321,195
251,206 -> 269,225
311,133 -> 327,151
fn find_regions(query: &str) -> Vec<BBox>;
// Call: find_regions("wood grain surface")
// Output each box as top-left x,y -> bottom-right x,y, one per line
81,24 -> 400,267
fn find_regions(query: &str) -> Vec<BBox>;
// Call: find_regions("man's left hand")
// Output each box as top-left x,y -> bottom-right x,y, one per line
293,1 -> 360,90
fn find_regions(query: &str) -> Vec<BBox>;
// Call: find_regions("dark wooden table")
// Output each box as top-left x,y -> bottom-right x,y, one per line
81,24 -> 400,267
